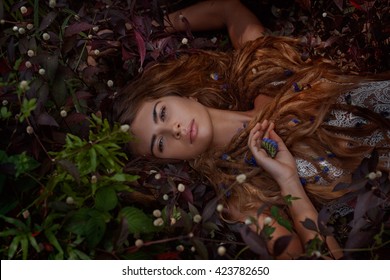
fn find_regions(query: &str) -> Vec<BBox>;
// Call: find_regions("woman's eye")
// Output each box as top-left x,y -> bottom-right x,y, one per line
160,106 -> 166,121
158,137 -> 164,153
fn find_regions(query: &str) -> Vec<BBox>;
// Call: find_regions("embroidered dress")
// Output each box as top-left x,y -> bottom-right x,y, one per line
295,80 -> 390,184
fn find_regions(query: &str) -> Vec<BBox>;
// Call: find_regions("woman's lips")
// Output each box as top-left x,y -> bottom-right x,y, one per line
189,119 -> 197,144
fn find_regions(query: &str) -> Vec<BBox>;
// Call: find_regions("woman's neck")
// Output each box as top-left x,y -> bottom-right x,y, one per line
207,108 -> 253,148
206,94 -> 273,149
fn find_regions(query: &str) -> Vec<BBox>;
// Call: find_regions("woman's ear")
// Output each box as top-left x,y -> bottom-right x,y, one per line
188,96 -> 198,102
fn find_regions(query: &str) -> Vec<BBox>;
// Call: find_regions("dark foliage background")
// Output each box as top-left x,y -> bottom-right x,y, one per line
0,0 -> 389,260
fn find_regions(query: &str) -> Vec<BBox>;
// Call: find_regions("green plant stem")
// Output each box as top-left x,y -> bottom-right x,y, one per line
142,236 -> 184,247
341,239 -> 390,254
234,245 -> 250,260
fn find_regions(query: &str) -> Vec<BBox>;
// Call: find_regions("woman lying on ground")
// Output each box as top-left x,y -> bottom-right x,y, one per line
109,0 -> 390,259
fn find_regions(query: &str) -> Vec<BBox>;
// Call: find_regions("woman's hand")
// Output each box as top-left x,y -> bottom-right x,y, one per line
248,121 -> 343,259
248,120 -> 299,186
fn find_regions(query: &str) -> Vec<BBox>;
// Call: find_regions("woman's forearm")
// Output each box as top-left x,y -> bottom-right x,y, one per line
277,176 -> 342,258
164,0 -> 265,49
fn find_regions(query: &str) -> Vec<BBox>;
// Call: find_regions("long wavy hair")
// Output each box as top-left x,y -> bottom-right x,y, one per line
112,36 -> 390,215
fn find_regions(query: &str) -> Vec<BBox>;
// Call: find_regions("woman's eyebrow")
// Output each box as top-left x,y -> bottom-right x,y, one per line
152,101 -> 161,124
150,101 -> 161,157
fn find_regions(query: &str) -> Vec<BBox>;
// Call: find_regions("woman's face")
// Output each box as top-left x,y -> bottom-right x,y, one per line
130,96 -> 214,160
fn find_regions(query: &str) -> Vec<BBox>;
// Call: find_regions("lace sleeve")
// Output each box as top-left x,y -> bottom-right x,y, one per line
336,80 -> 390,118
296,80 -> 390,184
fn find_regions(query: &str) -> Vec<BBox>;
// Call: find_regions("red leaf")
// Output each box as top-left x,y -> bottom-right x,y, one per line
57,159 -> 80,185
202,197 -> 218,222
121,45 -> 134,61
64,22 -> 94,37
37,112 -> 59,127
348,0 -> 364,11
239,225 -> 270,258
18,37 -> 29,54
82,66 -> 101,84
273,235 -> 293,257
0,58 -> 11,75
323,36 -> 339,48
333,0 -> 344,11
295,0 -> 311,11
180,186 -> 194,204
134,30 -> 146,69
38,11 -> 57,32
113,217 -> 129,249
65,112 -> 87,125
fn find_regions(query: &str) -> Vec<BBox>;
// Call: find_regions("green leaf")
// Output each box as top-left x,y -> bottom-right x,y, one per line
95,187 -> 118,212
191,238 -> 209,259
45,230 -> 64,258
277,218 -> 293,232
84,216 -> 106,249
94,144 -> 109,158
72,249 -> 91,260
283,195 -> 301,206
67,247 -> 78,260
67,246 -> 91,260
119,207 -> 156,234
20,235 -> 28,260
89,147 -> 97,172
270,206 -> 293,232
64,208 -> 90,235
91,114 -> 103,126
8,235 -> 21,259
28,234 -> 41,253
8,152 -> 40,177
262,224 -> 276,239
13,58 -> 23,71
112,184 -> 134,192
65,209 -> 107,249
0,215 -> 28,231
0,106 -> 12,119
270,206 -> 279,218
0,228 -> 19,237
109,173 -> 138,182
20,98 -> 37,122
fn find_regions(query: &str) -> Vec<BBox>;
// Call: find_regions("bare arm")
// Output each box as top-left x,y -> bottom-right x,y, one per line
247,121 -> 343,259
164,0 -> 265,49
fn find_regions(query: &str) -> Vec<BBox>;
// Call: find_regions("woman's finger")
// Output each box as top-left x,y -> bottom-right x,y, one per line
247,121 -> 264,148
268,129 -> 288,151
263,121 -> 274,139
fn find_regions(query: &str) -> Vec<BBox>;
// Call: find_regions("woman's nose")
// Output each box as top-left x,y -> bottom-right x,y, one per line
172,123 -> 181,139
